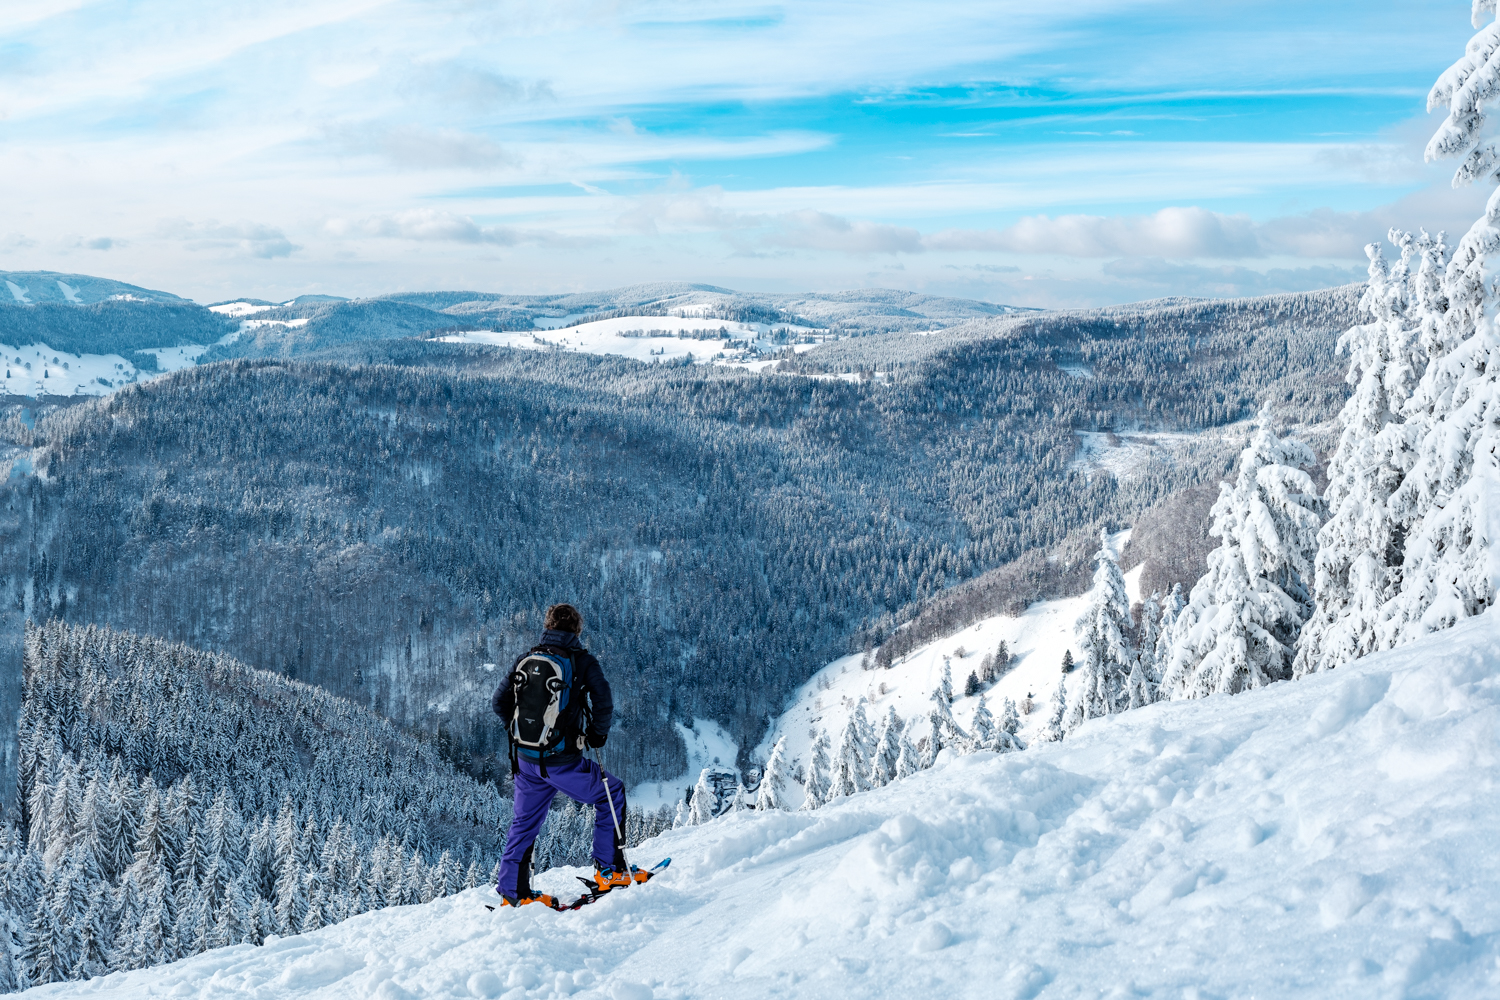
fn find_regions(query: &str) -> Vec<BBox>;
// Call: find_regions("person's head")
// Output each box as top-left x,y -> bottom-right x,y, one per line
545,603 -> 583,635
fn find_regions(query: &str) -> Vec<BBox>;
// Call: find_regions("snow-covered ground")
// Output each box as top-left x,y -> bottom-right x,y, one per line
757,532 -> 1139,798
436,315 -> 828,368
30,608 -> 1500,999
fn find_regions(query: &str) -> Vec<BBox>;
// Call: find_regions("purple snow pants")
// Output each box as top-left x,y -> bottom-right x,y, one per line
498,754 -> 627,898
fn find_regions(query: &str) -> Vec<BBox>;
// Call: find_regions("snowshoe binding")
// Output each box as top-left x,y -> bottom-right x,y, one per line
495,890 -> 559,909
591,863 -> 653,893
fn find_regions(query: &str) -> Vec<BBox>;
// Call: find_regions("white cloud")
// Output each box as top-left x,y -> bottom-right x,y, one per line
764,211 -> 924,254
1099,257 -> 1364,295
324,209 -> 573,247
615,186 -> 753,234
158,219 -> 300,259
0,233 -> 37,253
926,207 -> 1262,259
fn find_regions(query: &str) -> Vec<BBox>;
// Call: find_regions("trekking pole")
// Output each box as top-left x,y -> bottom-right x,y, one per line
594,748 -> 628,868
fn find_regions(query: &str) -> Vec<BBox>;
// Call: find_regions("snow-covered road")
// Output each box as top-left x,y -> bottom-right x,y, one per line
28,611 -> 1500,999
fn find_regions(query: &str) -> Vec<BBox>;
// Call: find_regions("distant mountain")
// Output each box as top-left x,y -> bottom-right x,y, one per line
2,274 -> 1037,379
0,272 -> 232,364
380,282 -> 1032,334
0,271 -> 188,306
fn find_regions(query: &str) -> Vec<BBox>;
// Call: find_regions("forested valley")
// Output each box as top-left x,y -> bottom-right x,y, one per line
0,283 -> 1360,795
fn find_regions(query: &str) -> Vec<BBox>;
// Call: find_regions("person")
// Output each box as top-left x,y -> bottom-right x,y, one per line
491,603 -> 645,906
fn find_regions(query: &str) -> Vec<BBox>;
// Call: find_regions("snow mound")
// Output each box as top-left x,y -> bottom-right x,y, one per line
32,610 -> 1500,999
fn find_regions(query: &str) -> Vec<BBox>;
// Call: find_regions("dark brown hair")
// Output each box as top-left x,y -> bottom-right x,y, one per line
545,603 -> 583,634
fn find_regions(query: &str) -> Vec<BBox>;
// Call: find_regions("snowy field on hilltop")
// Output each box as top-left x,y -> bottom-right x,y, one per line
208,301 -> 277,317
29,609 -> 1500,1000
437,316 -> 829,368
757,532 -> 1140,800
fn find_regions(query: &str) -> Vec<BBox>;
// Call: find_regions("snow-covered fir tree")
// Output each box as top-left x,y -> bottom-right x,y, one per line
727,784 -> 750,814
799,731 -> 832,810
919,682 -> 968,766
1160,414 -> 1322,698
1138,591 -> 1162,689
828,716 -> 872,800
1295,231 -> 1445,677
687,768 -> 718,826
1067,530 -> 1133,729
1040,679 -> 1068,743
998,698 -> 1020,740
894,722 -> 922,779
1156,584 -> 1183,671
970,694 -> 997,751
869,707 -> 903,787
1370,11 -> 1500,646
755,737 -> 790,811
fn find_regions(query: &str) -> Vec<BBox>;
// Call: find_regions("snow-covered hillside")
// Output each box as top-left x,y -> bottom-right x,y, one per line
1,341 -> 221,399
27,608 -> 1500,999
758,533 -> 1139,798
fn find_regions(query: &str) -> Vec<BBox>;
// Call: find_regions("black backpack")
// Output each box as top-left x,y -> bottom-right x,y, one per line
509,647 -> 584,766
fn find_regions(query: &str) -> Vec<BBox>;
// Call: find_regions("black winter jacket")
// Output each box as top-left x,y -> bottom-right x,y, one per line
491,630 -> 612,761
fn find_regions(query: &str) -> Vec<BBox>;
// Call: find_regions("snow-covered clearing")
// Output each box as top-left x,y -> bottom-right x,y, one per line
437,316 -> 829,368
0,331 -> 242,399
136,344 -> 215,373
32,609 -> 1500,999
208,301 -> 276,317
1071,430 -> 1206,480
758,532 -> 1138,799
630,720 -> 738,812
2,342 -> 141,397
238,318 -> 307,332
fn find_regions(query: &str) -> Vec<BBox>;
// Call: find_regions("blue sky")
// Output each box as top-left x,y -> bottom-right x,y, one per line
0,0 -> 1490,306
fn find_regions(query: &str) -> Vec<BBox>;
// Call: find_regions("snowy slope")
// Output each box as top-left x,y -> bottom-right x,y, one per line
758,532 -> 1140,796
27,609 -> 1500,999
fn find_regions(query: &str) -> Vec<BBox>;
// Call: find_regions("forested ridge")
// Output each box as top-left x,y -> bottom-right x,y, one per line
0,621 -> 510,990
0,285 -> 1357,790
